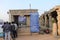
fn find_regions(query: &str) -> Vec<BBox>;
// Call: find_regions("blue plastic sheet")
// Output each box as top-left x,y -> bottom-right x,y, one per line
0,33 -> 3,37
30,12 -> 39,33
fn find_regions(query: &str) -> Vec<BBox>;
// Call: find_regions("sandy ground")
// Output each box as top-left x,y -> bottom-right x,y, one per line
0,34 -> 59,40
15,27 -> 57,40
15,34 -> 58,40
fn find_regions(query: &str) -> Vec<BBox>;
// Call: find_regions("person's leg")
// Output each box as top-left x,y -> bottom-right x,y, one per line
8,32 -> 10,40
14,31 -> 16,38
15,30 -> 17,37
3,32 -> 5,39
12,31 -> 15,38
12,31 -> 15,40
5,32 -> 7,40
14,30 -> 16,38
11,31 -> 13,38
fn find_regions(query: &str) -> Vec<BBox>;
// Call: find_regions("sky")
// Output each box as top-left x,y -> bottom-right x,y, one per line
0,0 -> 60,21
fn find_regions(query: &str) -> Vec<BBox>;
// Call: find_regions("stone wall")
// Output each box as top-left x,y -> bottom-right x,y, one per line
9,9 -> 38,26
39,5 -> 60,36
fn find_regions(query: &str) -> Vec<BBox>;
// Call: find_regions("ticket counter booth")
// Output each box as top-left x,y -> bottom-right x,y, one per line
8,9 -> 38,35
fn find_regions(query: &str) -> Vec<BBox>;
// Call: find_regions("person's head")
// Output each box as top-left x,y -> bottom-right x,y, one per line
12,22 -> 14,24
6,22 -> 8,23
4,22 -> 6,24
8,22 -> 11,24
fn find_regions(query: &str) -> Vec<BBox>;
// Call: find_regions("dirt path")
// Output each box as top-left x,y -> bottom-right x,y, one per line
16,34 -> 58,40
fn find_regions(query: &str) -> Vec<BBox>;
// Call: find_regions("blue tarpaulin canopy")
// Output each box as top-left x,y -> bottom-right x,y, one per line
30,12 -> 39,33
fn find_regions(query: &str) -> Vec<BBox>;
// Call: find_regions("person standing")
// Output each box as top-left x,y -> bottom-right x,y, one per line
2,22 -> 11,40
11,22 -> 18,38
14,22 -> 18,38
2,22 -> 6,39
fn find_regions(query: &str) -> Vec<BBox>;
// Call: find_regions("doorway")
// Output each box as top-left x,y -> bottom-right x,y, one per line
13,15 -> 19,25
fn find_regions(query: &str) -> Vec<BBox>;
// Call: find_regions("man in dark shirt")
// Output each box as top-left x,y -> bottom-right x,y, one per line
2,22 -> 11,40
